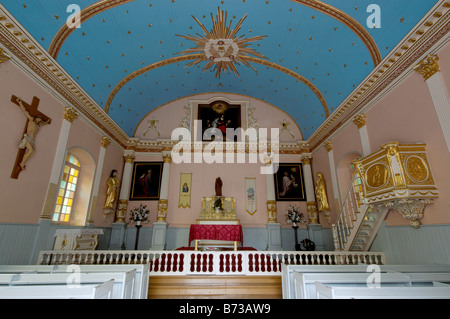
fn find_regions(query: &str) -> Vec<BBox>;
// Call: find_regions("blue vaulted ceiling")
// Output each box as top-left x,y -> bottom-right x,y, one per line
2,0 -> 438,138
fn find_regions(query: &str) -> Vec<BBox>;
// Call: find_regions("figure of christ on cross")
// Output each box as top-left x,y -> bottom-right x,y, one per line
11,96 -> 51,178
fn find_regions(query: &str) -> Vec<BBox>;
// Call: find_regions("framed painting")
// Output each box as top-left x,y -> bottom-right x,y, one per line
274,163 -> 306,201
198,100 -> 241,141
129,162 -> 163,200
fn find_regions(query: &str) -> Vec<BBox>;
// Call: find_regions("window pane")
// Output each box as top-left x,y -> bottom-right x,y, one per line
55,205 -> 61,213
60,181 -> 66,189
70,168 -> 75,176
62,206 -> 66,213
71,184 -> 76,191
74,170 -> 79,177
53,214 -> 59,222
64,166 -> 69,173
63,198 -> 68,205
58,189 -> 64,197
68,198 -> 73,206
64,214 -> 70,222
72,177 -> 78,184
57,196 -> 63,205
66,206 -> 71,214
68,175 -> 73,183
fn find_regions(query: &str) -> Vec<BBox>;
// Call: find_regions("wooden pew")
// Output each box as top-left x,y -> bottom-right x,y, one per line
293,272 -> 412,299
0,279 -> 114,299
282,264 -> 450,299
0,264 -> 150,299
0,270 -> 135,299
315,281 -> 450,299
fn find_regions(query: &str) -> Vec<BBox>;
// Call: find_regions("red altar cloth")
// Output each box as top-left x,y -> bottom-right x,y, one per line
189,224 -> 243,247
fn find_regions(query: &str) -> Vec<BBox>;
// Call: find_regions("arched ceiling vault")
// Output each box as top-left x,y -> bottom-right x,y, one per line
2,0 -> 439,139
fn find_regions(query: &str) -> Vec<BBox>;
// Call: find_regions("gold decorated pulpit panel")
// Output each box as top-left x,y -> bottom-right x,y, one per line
353,142 -> 438,205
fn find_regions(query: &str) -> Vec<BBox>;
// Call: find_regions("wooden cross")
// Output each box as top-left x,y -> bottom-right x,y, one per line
10,95 -> 51,179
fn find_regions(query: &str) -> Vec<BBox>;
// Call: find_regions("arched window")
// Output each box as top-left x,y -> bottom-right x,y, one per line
52,154 -> 81,223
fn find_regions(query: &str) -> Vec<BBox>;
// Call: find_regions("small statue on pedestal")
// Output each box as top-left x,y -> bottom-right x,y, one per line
215,177 -> 223,197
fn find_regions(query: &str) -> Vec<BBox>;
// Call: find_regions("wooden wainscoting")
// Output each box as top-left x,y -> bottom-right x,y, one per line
148,275 -> 282,299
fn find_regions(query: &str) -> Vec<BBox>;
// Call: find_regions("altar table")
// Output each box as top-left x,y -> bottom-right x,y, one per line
189,224 -> 243,251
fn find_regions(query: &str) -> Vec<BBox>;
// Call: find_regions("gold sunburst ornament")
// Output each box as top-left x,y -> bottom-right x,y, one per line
176,7 -> 267,78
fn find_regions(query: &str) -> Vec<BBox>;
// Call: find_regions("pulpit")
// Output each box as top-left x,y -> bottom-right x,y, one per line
54,229 -> 103,251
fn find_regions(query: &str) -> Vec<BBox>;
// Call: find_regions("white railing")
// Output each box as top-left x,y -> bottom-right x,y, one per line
37,250 -> 386,276
332,174 -> 367,251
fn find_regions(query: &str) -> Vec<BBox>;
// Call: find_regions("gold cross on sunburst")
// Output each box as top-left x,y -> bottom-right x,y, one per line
176,7 -> 267,78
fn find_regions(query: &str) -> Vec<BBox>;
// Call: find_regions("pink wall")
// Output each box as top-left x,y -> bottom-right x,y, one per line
0,62 -> 63,224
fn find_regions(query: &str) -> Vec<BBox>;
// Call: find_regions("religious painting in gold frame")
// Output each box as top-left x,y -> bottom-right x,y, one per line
129,162 -> 163,200
274,163 -> 306,201
198,100 -> 241,142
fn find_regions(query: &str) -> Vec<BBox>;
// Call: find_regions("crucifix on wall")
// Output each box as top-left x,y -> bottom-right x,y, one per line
10,95 -> 51,179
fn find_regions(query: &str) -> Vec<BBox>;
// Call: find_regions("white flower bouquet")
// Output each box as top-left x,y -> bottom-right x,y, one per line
285,205 -> 306,226
129,204 -> 149,224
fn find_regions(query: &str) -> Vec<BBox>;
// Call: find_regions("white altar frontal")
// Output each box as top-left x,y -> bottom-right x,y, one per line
54,229 -> 103,251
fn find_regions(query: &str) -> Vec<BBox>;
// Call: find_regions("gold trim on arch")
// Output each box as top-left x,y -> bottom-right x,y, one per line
48,0 -> 134,58
104,54 -> 329,117
291,0 -> 382,67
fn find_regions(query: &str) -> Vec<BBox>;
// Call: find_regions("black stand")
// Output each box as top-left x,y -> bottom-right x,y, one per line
292,224 -> 301,251
134,223 -> 142,250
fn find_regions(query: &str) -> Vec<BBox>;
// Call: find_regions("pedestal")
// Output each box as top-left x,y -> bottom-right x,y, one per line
266,223 -> 282,251
307,224 -> 324,251
109,222 -> 127,250
150,222 -> 167,250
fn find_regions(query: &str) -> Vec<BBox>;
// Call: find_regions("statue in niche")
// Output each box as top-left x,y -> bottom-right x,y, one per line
215,177 -> 223,197
315,172 -> 330,212
104,169 -> 120,209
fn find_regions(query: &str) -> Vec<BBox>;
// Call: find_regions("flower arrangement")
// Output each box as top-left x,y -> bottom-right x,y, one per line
285,205 -> 306,226
129,204 -> 150,224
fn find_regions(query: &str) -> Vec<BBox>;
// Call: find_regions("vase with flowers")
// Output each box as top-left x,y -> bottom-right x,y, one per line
285,205 -> 306,251
129,204 -> 150,249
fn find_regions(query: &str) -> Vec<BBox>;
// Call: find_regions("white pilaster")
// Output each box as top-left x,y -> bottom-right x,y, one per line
41,107 -> 78,219
415,54 -> 450,152
324,141 -> 340,207
352,114 -> 371,157
426,72 -> 450,151
301,155 -> 318,225
115,153 -> 135,223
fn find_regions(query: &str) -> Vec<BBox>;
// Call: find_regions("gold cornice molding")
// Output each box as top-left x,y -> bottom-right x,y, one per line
414,54 -> 440,80
0,6 -> 129,149
308,1 -> 450,151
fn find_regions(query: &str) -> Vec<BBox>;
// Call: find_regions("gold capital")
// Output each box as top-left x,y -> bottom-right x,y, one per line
101,136 -> 111,148
0,48 -> 11,64
64,106 -> 78,123
324,141 -> 333,152
124,154 -> 135,163
352,114 -> 367,128
162,153 -> 172,163
414,54 -> 439,80
301,156 -> 312,166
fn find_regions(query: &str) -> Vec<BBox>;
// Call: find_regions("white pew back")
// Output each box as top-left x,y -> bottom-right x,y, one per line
0,271 -> 135,299
282,264 -> 450,299
0,279 -> 114,299
315,281 -> 450,299
0,264 -> 150,299
293,272 -> 412,299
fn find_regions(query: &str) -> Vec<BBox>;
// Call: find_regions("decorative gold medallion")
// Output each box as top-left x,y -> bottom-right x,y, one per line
406,156 -> 428,182
176,7 -> 267,78
366,163 -> 389,188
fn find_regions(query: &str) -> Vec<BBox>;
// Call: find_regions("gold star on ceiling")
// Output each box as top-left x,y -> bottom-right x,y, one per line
175,7 -> 267,78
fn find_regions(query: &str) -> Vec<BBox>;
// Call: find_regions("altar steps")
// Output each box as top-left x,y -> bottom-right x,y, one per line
148,275 -> 282,299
